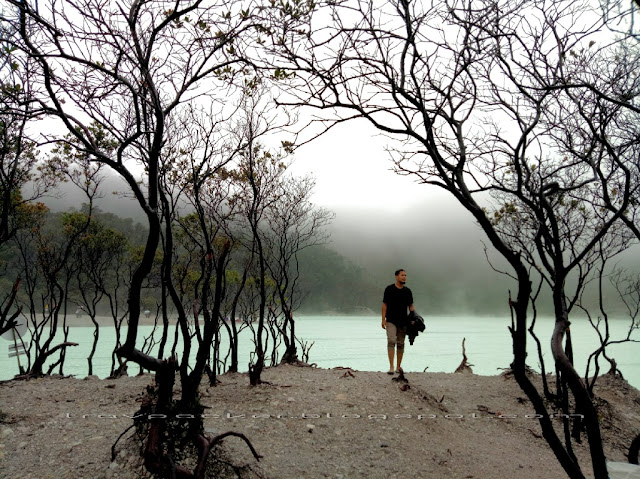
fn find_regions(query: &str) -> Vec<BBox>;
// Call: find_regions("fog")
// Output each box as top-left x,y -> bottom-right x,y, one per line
42,172 -> 146,221
38,170 -> 640,318
325,194 -> 518,316
324,193 -> 640,317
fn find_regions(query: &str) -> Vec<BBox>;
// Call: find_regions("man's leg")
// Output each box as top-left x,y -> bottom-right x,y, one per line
386,323 -> 397,372
388,347 -> 395,371
396,326 -> 406,372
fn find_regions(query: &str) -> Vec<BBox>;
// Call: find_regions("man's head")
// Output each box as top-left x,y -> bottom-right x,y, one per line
395,269 -> 407,286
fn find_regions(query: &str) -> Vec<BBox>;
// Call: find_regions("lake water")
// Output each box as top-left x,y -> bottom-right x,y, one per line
2,315 -> 638,389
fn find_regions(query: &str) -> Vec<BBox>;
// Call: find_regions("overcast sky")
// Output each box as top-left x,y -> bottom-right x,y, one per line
288,119 -> 436,213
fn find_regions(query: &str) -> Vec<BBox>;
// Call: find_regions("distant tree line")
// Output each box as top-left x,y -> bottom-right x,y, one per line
0,205 -> 380,317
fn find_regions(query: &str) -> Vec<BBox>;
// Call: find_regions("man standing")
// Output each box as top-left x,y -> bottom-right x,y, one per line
382,269 -> 415,374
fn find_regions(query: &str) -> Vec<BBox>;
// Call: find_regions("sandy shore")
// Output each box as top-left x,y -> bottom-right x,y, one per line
1,366 -> 639,478
34,314 -> 175,328
26,314 -> 264,329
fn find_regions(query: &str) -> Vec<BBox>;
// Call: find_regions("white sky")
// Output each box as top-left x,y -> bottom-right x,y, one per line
288,120 -> 436,212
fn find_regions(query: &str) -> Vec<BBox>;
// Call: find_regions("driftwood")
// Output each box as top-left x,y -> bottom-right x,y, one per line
454,338 -> 473,373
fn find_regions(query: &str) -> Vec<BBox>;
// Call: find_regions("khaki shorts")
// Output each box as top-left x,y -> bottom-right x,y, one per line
386,322 -> 406,351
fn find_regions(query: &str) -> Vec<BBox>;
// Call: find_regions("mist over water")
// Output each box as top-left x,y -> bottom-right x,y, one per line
43,171 -> 640,318
323,194 -> 640,318
7,177 -> 639,396
26,171 -> 639,373
325,198 -> 518,315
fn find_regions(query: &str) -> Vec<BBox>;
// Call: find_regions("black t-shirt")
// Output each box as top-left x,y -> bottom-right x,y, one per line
383,284 -> 414,326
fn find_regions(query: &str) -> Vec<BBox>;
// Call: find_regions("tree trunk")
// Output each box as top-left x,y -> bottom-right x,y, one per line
551,317 -> 608,479
629,434 -> 640,465
509,275 -> 588,479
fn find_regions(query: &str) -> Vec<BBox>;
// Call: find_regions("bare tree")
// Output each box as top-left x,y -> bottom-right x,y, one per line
0,11 -> 57,340
22,155 -> 103,376
260,0 -> 640,476
72,218 -> 129,375
263,172 -> 333,364
7,0 -> 266,475
582,263 -> 640,390
163,101 -> 250,385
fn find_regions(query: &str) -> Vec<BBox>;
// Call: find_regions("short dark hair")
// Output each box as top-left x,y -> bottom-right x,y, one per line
394,269 -> 405,276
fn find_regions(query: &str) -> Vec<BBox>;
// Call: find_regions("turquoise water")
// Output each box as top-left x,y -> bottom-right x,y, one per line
1,315 -> 638,389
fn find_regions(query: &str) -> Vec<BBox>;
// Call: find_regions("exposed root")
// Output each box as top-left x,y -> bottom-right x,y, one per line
477,404 -> 497,415
528,428 -> 543,439
499,365 -> 537,379
111,424 -> 136,461
286,359 -> 317,368
130,370 -> 263,479
629,433 -> 640,464
208,431 -> 263,460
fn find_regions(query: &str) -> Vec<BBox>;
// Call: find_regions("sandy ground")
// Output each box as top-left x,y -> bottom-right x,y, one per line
1,365 -> 639,479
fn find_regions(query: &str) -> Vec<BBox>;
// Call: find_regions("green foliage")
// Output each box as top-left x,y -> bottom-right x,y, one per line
271,68 -> 296,80
61,211 -> 90,236
48,123 -> 117,173
296,245 -> 379,313
489,202 -> 519,226
0,204 -> 145,315
271,0 -> 316,20
0,107 -> 40,245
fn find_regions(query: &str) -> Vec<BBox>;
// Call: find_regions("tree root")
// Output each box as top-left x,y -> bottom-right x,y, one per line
128,359 -> 264,479
145,429 -> 263,479
111,423 -> 135,461
392,371 -> 408,383
208,431 -> 263,461
630,433 -> 640,465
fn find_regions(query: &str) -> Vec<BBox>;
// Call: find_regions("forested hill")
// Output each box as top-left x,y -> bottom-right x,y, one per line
40,198 -> 519,316
14,190 -> 638,316
25,177 -> 537,315
1,194 -> 381,315
296,245 -> 380,314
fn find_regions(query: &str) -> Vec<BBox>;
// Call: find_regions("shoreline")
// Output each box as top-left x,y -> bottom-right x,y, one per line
1,366 -> 639,478
5,315 -> 640,390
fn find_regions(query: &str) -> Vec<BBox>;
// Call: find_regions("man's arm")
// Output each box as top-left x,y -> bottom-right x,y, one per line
381,302 -> 387,329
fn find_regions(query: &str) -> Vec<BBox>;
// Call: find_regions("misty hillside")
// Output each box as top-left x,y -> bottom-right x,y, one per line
324,199 -> 517,316
324,197 -> 640,318
36,175 -> 516,315
39,171 -> 146,221
26,172 -> 640,317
